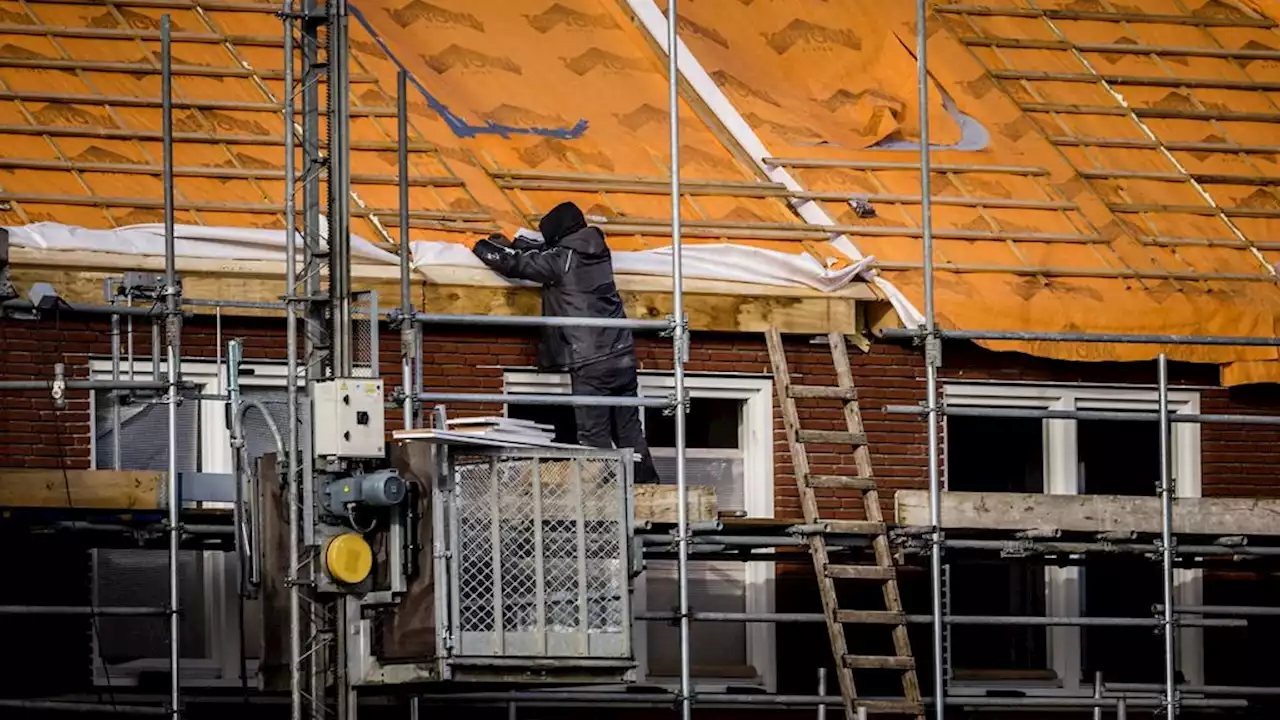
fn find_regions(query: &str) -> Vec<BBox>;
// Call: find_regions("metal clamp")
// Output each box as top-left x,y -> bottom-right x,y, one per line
662,390 -> 687,417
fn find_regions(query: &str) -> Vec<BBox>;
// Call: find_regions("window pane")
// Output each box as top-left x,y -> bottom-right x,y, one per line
94,390 -> 198,472
651,453 -> 745,512
645,398 -> 741,449
646,561 -> 752,680
1078,420 -> 1158,496
946,416 -> 1043,493
946,415 -> 1048,674
1082,558 -> 1163,683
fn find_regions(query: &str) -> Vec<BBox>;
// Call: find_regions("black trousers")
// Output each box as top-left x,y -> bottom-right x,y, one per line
570,354 -> 661,484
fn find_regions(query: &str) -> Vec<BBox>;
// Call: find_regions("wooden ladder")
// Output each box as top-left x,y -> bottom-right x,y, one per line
765,329 -> 924,720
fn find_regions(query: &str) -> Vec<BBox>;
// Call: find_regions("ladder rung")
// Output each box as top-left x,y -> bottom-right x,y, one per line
825,565 -> 896,580
823,520 -> 886,535
835,610 -> 907,624
806,474 -> 877,490
844,654 -> 916,670
788,384 -> 858,400
797,429 -> 867,445
859,699 -> 926,714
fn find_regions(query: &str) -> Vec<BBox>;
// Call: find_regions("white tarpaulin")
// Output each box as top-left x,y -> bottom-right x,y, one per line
5,221 -> 399,264
6,221 -> 876,293
411,233 -> 874,293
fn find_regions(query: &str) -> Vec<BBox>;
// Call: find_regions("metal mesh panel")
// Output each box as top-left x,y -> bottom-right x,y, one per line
451,451 -> 630,659
94,391 -> 198,472
351,290 -> 378,379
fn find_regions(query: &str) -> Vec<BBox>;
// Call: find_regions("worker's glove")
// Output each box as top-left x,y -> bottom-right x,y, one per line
512,236 -> 543,252
473,235 -> 516,267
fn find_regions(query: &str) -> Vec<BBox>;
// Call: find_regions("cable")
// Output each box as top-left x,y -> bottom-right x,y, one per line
49,307 -> 122,714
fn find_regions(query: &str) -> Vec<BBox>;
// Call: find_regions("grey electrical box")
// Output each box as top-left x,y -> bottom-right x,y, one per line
313,378 -> 386,458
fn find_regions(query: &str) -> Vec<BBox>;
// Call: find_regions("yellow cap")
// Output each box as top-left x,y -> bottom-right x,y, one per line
325,533 -> 373,585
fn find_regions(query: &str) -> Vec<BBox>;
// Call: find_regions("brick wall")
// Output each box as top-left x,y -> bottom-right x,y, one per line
3,312 -> 1279,501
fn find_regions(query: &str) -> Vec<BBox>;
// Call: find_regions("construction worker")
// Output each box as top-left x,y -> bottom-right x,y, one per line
472,201 -> 660,484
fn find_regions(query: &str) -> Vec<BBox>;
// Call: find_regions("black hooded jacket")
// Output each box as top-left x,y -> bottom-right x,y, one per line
473,203 -> 635,372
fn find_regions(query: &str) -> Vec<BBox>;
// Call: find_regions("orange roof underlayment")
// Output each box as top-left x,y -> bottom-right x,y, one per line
2,0 -> 1280,384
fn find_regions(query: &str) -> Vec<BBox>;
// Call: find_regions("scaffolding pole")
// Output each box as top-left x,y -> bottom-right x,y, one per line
915,0 -> 945,716
397,68 -> 413,432
280,1 -> 302,718
160,15 -> 181,720
665,1 -> 691,717
1157,353 -> 1178,718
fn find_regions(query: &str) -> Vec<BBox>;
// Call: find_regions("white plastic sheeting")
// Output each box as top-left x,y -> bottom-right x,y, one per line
5,221 -> 399,264
410,238 -> 874,293
5,220 -> 879,294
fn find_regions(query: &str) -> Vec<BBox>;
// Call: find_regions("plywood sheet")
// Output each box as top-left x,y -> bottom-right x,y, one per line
0,468 -> 165,509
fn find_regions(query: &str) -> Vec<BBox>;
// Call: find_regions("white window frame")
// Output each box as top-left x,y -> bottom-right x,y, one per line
943,382 -> 1204,689
88,358 -> 292,687
504,371 -> 776,691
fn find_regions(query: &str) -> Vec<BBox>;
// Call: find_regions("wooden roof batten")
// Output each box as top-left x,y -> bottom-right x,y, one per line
938,0 -> 1280,286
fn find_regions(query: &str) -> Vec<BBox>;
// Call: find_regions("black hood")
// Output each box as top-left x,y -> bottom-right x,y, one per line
539,202 -> 587,246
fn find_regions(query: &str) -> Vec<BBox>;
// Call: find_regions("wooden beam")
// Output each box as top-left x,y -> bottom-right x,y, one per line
936,5 -> 1275,27
991,69 -> 1280,92
1023,102 -> 1280,124
895,490 -> 1280,536
0,158 -> 462,188
0,124 -> 436,151
0,193 -> 486,223
1078,168 -> 1280,186
960,36 -> 1280,61
1111,203 -> 1280,219
766,158 -> 1048,176
9,251 -> 876,334
1050,136 -> 1280,155
0,469 -> 166,510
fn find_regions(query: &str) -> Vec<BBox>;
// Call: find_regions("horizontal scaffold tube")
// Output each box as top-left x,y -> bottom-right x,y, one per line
418,392 -> 671,408
0,605 -> 168,616
409,310 -> 672,331
634,610 -> 1245,628
885,404 -> 1280,426
406,691 -> 1246,710
0,379 -> 191,391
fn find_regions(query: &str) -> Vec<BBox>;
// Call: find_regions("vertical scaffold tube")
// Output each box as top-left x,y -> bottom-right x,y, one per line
667,1 -> 691,717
